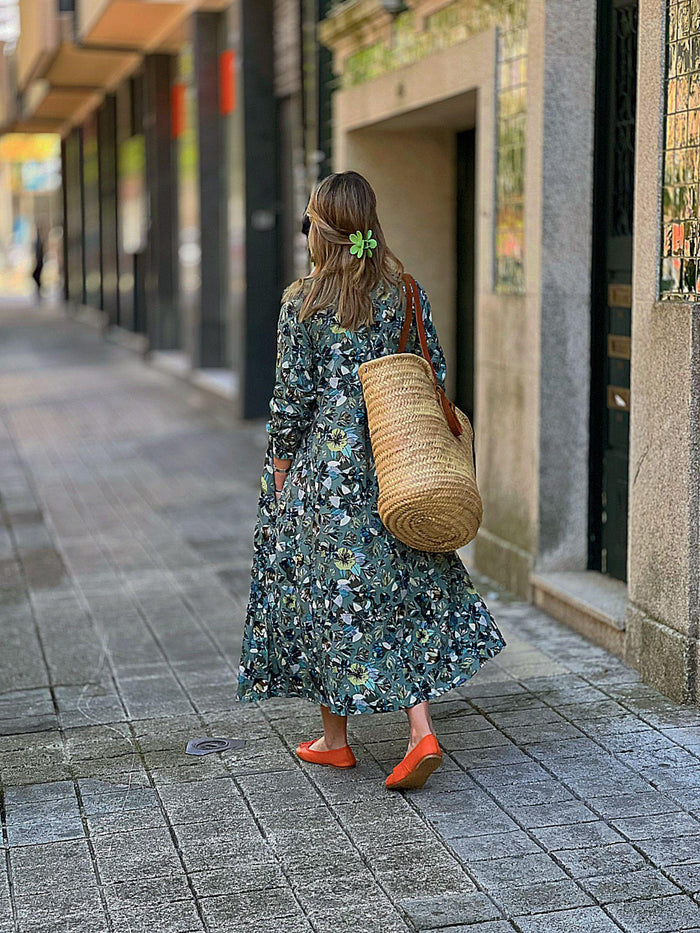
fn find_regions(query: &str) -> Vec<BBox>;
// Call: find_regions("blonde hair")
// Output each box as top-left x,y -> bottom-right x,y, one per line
283,171 -> 405,330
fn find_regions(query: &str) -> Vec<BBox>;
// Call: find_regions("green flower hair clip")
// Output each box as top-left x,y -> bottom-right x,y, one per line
349,229 -> 377,259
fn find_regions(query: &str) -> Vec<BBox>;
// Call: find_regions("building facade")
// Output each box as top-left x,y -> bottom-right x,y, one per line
1,0 -> 698,703
319,0 -> 700,704
3,0 -> 329,415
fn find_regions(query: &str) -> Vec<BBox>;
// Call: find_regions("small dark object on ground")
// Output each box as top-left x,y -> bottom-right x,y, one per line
185,737 -> 245,756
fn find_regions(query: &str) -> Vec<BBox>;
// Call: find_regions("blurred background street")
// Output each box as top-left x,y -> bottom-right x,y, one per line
0,300 -> 699,933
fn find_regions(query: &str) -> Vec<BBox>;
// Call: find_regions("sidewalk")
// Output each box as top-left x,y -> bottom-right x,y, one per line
1,301 -> 699,933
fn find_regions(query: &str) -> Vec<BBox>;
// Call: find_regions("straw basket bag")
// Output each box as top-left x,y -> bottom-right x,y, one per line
358,273 -> 482,552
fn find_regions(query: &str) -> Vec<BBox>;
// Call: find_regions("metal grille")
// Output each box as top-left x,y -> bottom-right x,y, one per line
612,4 -> 638,237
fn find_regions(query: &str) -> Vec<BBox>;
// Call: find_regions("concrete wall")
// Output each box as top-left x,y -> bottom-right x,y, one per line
534,0 -> 598,573
342,127 -> 457,389
331,29 -> 542,597
478,0 -> 599,594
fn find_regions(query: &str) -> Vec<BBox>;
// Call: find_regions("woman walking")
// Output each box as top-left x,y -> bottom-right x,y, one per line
236,171 -> 505,789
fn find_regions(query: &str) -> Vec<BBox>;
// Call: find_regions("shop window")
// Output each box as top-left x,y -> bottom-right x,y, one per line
494,0 -> 527,294
660,0 -> 700,300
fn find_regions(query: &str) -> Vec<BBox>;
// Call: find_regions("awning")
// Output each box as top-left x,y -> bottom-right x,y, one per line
33,86 -> 102,126
5,117 -> 65,134
45,42 -> 140,93
14,41 -> 140,135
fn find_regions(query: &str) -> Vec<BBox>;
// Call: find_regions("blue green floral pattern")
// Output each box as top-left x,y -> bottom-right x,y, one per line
236,279 -> 506,715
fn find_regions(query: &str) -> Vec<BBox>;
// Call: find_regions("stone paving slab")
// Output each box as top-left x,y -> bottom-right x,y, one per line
0,302 -> 699,932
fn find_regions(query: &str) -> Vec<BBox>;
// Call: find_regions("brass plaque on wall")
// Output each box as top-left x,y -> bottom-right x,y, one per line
608,283 -> 632,307
607,385 -> 630,411
607,334 -> 631,359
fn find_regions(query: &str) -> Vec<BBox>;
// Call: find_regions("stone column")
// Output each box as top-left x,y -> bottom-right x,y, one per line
624,0 -> 700,704
532,0 -> 599,574
98,94 -> 120,328
194,10 -> 228,368
239,0 -> 280,418
62,128 -> 85,307
144,53 -> 180,350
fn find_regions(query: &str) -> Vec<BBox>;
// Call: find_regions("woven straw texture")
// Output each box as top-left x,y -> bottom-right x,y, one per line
358,352 -> 482,552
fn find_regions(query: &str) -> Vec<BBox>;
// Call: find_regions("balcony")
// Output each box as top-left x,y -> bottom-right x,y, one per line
43,41 -> 138,90
14,83 -> 99,132
79,0 -> 198,52
13,0 -> 139,136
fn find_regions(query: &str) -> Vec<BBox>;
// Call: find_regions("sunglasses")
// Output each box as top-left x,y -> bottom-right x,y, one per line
301,212 -> 310,237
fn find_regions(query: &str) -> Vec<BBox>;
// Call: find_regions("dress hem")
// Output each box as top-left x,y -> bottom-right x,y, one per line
235,643 -> 505,717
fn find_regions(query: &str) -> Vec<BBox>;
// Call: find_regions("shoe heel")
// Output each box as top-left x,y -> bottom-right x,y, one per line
396,754 -> 442,790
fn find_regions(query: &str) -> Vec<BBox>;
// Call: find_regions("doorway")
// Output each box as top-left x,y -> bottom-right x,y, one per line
343,88 -> 478,406
589,0 -> 638,581
456,127 -> 476,424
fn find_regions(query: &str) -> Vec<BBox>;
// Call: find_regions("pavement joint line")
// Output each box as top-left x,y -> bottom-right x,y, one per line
452,689 -> 693,925
506,664 -> 700,832
59,572 -> 216,933
9,446 -> 216,933
414,712 -> 621,927
442,749 -> 630,930
66,459 -> 242,685
0,774 -> 18,932
0,407 -> 115,933
70,466 -> 249,719
245,708 -> 423,932
220,768 -> 327,933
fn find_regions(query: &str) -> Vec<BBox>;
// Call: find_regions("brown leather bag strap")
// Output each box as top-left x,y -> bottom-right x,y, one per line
401,272 -> 463,438
397,274 -> 413,353
407,274 -> 436,376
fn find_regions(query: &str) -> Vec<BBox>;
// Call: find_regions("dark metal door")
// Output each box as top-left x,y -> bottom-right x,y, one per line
589,0 -> 638,581
456,128 -> 476,424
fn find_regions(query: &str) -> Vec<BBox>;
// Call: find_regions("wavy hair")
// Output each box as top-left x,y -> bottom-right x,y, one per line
283,171 -> 405,330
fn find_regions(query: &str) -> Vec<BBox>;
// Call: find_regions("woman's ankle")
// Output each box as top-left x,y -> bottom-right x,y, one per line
310,734 -> 348,751
325,734 -> 348,749
409,727 -> 434,744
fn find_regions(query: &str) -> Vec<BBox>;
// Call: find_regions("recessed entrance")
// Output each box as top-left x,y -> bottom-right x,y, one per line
343,89 -> 478,414
589,0 -> 638,582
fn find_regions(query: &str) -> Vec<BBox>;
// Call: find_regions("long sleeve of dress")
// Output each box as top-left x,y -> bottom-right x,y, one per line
413,281 -> 447,390
266,298 -> 317,460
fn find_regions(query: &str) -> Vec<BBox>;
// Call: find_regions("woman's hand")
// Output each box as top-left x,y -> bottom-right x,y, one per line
273,456 -> 292,501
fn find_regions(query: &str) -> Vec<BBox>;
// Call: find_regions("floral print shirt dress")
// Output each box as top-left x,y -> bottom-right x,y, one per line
236,278 -> 506,716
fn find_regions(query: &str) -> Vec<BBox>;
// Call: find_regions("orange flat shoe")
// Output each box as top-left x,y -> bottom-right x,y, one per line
385,733 -> 443,790
295,738 -> 357,768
